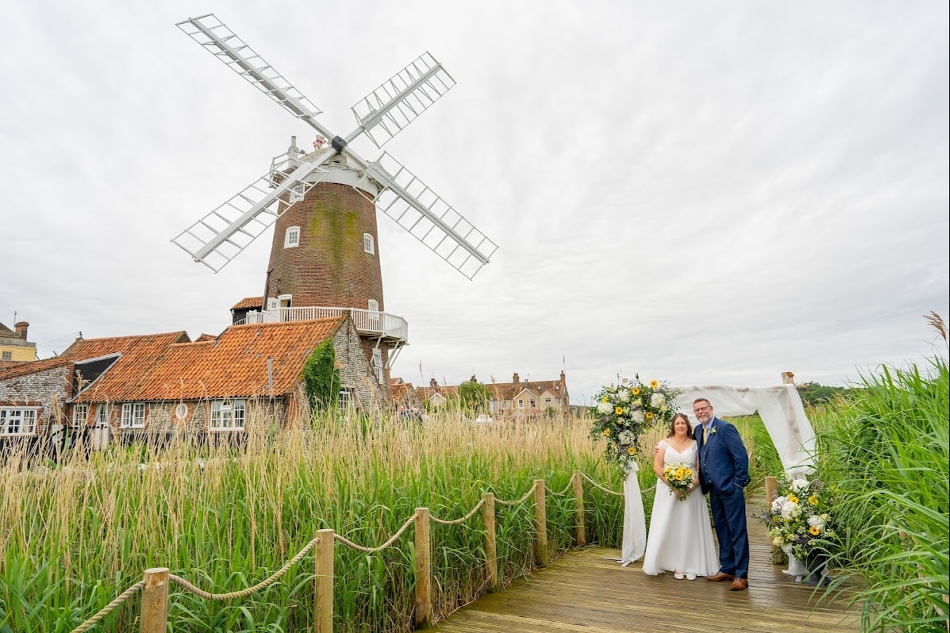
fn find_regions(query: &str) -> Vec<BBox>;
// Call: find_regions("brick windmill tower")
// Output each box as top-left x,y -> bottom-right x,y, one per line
170,14 -> 497,394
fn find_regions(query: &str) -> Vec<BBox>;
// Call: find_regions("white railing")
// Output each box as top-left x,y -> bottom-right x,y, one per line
243,306 -> 408,342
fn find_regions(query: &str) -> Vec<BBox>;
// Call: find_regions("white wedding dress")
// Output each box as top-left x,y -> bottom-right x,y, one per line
642,440 -> 719,576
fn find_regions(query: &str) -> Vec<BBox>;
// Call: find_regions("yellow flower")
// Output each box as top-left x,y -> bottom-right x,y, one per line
604,429 -> 610,436
650,380 -> 659,389
809,526 -> 820,536
808,496 -> 819,506
631,387 -> 641,396
601,396 -> 609,403
773,516 -> 782,523
615,406 -> 624,415
627,446 -> 636,455
787,495 -> 799,504
675,473 -> 684,481
645,411 -> 654,420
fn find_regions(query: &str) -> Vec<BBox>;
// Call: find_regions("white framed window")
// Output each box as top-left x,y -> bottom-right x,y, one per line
174,403 -> 188,421
120,403 -> 146,428
545,398 -> 552,405
72,403 -> 88,426
372,349 -> 383,382
518,399 -> 524,409
290,184 -> 305,202
210,399 -> 246,431
363,233 -> 375,254
284,226 -> 300,248
367,299 -> 379,321
267,297 -> 279,310
0,407 -> 38,436
94,404 -> 111,425
338,389 -> 353,411
1,351 -> 11,361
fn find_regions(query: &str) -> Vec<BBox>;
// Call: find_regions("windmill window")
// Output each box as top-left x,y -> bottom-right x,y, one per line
367,299 -> 379,318
0,407 -> 38,435
120,403 -> 146,428
372,349 -> 383,382
363,233 -> 375,254
290,184 -> 305,202
72,404 -> 88,427
284,226 -> 300,248
210,399 -> 245,431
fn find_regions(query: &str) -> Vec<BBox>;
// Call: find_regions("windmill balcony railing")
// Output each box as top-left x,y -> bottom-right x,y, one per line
243,306 -> 408,343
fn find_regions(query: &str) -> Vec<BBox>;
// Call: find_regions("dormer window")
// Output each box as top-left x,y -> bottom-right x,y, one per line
290,184 -> 305,202
363,233 -> 375,254
285,226 -> 300,248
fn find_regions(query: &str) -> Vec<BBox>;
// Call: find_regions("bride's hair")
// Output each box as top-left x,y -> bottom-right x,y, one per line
667,413 -> 695,439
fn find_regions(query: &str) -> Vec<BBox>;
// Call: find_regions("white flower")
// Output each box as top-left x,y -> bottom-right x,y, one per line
650,392 -> 665,407
807,515 -> 826,531
632,398 -> 642,408
617,389 -> 630,403
631,410 -> 645,423
619,430 -> 635,444
781,501 -> 800,519
596,402 -> 612,414
790,478 -> 809,493
771,496 -> 787,513
772,536 -> 785,547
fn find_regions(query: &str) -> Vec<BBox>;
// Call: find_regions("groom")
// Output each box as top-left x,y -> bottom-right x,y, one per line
693,397 -> 751,591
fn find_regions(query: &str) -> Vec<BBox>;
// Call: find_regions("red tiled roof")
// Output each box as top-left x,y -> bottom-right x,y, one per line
72,318 -> 345,403
231,296 -> 264,310
195,333 -> 217,342
0,356 -> 74,380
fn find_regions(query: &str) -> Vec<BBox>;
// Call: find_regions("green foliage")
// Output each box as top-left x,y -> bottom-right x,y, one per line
458,378 -> 491,414
796,382 -> 852,407
813,357 -> 949,632
302,339 -> 341,412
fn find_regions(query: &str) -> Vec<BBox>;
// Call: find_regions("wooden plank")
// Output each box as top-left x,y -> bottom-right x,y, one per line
433,499 -> 860,632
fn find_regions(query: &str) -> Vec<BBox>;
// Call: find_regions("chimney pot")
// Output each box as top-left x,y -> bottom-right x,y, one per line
430,378 -> 438,389
512,372 -> 519,384
14,321 -> 29,341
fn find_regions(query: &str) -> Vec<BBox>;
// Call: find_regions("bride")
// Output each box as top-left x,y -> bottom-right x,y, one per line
642,413 -> 719,579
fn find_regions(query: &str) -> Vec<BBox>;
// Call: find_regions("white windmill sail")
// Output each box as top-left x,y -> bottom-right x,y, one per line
177,15 -> 326,130
355,153 -> 498,280
350,52 -> 456,149
172,160 -> 327,272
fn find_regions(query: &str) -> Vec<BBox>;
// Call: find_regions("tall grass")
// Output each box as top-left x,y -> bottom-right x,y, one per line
814,356 -> 949,632
0,412 -> 632,632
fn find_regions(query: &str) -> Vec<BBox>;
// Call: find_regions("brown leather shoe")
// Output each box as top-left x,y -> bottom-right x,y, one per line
729,577 -> 749,591
706,572 -> 735,582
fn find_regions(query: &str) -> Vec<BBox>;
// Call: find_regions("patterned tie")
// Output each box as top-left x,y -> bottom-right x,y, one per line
703,425 -> 708,445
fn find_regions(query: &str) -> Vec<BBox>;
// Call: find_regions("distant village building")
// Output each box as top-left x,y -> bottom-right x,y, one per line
0,321 -> 37,366
390,377 -> 423,412
410,371 -> 570,419
0,315 -> 378,446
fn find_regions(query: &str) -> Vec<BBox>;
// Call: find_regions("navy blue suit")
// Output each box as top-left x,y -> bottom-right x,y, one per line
697,417 -> 750,579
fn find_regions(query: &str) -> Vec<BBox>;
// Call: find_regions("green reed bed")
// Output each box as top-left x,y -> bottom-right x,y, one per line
814,356 -> 949,632
0,413 -> 629,633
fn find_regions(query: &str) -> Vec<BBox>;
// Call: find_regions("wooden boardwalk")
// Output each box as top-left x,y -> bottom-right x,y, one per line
434,503 -> 860,632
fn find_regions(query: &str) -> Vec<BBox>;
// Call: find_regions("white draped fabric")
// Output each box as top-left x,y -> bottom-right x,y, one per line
619,460 -> 647,566
673,384 -> 816,475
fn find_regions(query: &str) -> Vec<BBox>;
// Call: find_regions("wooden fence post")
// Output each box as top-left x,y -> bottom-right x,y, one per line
140,568 -> 169,633
764,476 -> 777,551
573,472 -> 586,546
482,492 -> 498,592
533,479 -> 548,567
414,508 -> 432,630
314,529 -> 334,633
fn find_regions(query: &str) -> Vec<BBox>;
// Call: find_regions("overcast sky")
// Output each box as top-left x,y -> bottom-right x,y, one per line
1,1 -> 947,404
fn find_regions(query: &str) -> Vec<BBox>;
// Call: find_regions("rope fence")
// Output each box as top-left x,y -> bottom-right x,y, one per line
70,470 -> 628,633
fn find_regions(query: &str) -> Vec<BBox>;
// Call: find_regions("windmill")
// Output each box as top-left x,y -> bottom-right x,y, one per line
170,14 -> 497,392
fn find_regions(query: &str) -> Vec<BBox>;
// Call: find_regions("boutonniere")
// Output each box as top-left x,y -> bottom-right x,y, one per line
710,427 -> 718,436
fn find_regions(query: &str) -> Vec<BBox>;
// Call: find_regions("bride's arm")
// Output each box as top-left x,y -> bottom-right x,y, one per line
653,442 -> 667,483
688,451 -> 700,493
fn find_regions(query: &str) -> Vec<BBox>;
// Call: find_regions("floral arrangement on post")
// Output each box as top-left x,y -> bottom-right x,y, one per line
589,376 -> 681,473
762,474 -> 836,562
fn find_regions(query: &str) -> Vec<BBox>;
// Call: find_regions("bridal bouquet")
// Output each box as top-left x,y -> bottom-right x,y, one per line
761,474 -> 836,560
589,376 -> 681,473
663,462 -> 694,500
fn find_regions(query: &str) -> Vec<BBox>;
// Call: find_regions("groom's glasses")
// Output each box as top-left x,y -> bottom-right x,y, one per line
694,406 -> 711,412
